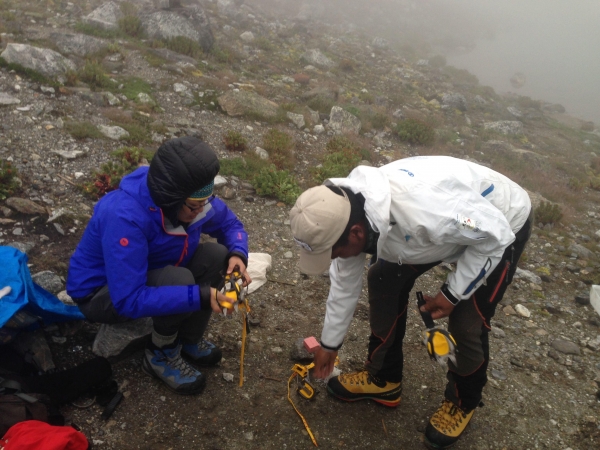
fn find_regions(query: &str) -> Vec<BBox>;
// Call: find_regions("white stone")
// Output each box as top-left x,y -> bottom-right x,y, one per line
515,304 -> 531,318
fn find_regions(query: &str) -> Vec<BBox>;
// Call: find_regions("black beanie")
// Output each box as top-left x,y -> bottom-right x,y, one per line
147,137 -> 220,226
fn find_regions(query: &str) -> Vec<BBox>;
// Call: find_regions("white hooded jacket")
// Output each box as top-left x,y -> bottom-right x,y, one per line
320,156 -> 531,349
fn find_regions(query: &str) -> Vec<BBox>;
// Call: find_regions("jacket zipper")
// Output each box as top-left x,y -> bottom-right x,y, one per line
157,207 -> 189,267
489,260 -> 510,303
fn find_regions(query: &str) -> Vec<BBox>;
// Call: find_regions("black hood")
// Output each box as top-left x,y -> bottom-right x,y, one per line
147,137 -> 220,227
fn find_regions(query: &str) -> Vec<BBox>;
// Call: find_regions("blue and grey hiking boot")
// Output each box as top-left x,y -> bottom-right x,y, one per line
142,342 -> 206,395
182,339 -> 223,366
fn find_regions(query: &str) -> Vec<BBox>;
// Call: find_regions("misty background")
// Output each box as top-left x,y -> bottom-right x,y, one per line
248,0 -> 600,125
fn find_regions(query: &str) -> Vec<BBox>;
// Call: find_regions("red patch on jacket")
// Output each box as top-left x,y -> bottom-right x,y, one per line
120,238 -> 129,246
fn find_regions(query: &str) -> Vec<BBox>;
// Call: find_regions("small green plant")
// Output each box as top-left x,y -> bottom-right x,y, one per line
443,66 -> 479,86
64,69 -> 79,87
118,16 -> 143,38
223,130 -> 248,152
220,154 -> 269,179
65,121 -> 105,140
115,77 -> 153,100
395,119 -> 435,145
74,22 -> 123,39
311,136 -> 369,185
253,165 -> 301,205
254,36 -> 275,52
164,36 -> 202,58
307,96 -> 335,114
535,201 -> 563,225
263,129 -> 294,170
339,59 -> 355,72
119,123 -> 152,145
78,60 -> 112,89
111,147 -> 153,168
0,160 -> 19,200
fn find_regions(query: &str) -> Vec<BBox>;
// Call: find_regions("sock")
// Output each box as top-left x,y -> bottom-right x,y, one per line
151,330 -> 177,348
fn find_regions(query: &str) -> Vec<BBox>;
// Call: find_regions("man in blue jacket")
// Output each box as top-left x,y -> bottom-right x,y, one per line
67,137 -> 251,395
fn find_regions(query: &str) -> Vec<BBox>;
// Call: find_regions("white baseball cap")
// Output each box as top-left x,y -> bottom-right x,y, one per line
289,186 -> 351,275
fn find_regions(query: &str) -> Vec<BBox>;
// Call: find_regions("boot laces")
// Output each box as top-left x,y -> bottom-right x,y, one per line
431,400 -> 467,432
159,348 -> 198,378
340,371 -> 373,386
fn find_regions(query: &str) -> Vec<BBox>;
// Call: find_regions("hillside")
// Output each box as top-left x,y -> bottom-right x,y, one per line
1,1 -> 600,449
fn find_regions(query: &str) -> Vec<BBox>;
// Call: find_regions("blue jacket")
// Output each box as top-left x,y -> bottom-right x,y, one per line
66,167 -> 248,319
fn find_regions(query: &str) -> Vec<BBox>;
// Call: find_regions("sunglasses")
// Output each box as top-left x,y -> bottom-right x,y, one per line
183,195 -> 215,212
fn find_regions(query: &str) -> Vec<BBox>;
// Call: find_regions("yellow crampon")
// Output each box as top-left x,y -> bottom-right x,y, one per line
423,327 -> 458,366
288,362 -> 318,447
219,271 -> 250,387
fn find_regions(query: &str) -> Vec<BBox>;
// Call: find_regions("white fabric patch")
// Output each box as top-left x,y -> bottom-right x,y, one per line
455,214 -> 481,233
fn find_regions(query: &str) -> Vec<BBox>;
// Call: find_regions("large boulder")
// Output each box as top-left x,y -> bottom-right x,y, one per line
218,90 -> 279,118
83,1 -> 123,30
140,6 -> 214,53
51,32 -> 109,57
328,106 -> 361,134
0,44 -> 76,78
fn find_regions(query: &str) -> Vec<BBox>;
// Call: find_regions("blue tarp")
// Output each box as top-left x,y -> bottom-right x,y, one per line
0,246 -> 84,329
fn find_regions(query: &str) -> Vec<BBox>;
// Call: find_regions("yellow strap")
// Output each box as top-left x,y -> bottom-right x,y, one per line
287,372 -> 318,447
239,310 -> 246,387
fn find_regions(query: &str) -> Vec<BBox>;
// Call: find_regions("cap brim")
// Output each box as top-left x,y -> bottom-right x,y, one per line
298,248 -> 332,275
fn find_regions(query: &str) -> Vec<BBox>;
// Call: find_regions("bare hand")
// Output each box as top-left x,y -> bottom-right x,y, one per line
210,288 -> 235,315
313,347 -> 338,379
419,291 -> 455,320
227,256 -> 252,287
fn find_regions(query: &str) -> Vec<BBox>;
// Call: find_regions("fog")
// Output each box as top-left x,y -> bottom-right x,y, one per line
249,0 -> 600,124
444,0 -> 600,124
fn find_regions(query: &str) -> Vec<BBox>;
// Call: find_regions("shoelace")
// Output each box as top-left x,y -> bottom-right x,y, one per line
160,348 -> 198,378
340,371 -> 373,386
196,340 -> 212,351
431,401 -> 467,432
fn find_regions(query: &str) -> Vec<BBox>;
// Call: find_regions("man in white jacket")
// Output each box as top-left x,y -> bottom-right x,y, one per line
289,156 -> 532,449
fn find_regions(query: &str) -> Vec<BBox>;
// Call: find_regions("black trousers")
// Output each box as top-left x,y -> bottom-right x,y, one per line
77,242 -> 228,343
365,217 -> 531,411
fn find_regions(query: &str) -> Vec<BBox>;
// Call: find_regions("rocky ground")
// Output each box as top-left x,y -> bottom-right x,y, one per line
1,1 -> 600,449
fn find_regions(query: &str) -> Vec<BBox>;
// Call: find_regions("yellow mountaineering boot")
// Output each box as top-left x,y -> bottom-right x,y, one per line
425,399 -> 475,449
326,370 -> 402,407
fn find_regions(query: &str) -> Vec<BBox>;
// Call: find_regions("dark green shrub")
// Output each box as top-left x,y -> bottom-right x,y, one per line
165,36 -> 202,58
263,129 -> 294,170
111,147 -> 153,168
307,96 -> 335,114
0,160 -> 19,200
79,61 -> 112,89
311,136 -> 369,185
395,119 -> 435,145
223,130 -> 248,152
443,66 -> 479,85
116,77 -> 153,100
253,165 -> 301,205
65,122 -> 105,140
535,201 -> 563,225
118,16 -> 143,38
254,36 -> 275,52
220,154 -> 269,180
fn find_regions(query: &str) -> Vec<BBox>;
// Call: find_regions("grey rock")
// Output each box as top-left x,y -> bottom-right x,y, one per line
255,147 -> 269,159
514,268 -> 542,285
483,121 -> 524,135
550,339 -> 580,355
93,318 -> 153,358
83,1 -> 123,30
51,32 -> 109,57
98,125 -> 129,141
0,92 -> 21,106
372,37 -> 389,49
287,111 -> 305,129
568,243 -> 596,260
290,337 -> 314,362
301,49 -> 334,69
140,6 -> 214,53
32,271 -> 63,294
507,106 -> 523,118
218,90 -> 279,118
328,106 -> 361,134
240,31 -> 255,43
574,295 -> 590,305
441,93 -> 467,111
7,241 -> 36,254
0,44 -> 76,78
5,197 -> 47,215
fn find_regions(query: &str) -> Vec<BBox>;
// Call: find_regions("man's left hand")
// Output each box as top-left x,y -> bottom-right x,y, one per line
227,256 -> 252,286
420,291 -> 455,320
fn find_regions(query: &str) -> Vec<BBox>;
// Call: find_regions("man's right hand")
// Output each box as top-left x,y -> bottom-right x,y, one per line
313,347 -> 338,380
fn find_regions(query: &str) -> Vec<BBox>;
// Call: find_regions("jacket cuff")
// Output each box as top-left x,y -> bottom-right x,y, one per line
320,340 -> 343,351
227,251 -> 248,269
199,284 -> 212,311
441,284 -> 460,306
